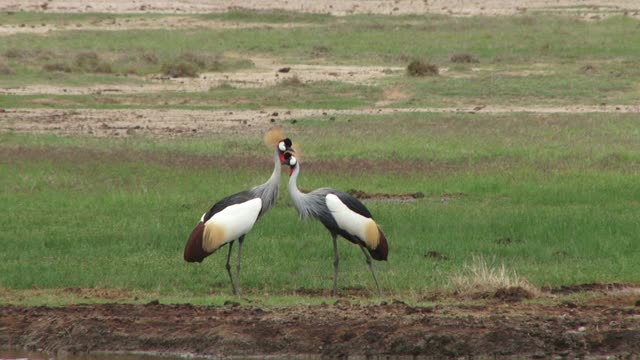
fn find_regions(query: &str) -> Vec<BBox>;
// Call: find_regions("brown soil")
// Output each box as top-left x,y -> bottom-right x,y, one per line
2,288 -> 640,358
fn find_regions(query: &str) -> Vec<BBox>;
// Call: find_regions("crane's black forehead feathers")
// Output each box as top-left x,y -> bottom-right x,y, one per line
284,138 -> 292,147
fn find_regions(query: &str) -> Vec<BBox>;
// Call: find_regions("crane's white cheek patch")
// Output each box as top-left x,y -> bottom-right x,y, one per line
326,194 -> 380,249
202,198 -> 262,253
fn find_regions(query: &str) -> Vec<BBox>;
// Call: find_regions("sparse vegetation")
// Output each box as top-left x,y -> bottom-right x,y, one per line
451,256 -> 540,297
74,52 -> 113,73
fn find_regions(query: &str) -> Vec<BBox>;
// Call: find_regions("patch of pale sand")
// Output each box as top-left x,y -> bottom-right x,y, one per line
0,64 -> 404,95
2,105 -> 639,137
2,0 -> 638,16
0,17 -> 318,36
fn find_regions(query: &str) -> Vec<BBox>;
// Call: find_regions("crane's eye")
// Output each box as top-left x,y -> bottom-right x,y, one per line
289,156 -> 297,166
278,141 -> 286,152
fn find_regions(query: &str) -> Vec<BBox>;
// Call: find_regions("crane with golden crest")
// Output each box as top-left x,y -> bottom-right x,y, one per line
183,128 -> 294,295
282,151 -> 389,297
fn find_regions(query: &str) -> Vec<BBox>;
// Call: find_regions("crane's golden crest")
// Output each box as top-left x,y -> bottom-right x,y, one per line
263,127 -> 287,148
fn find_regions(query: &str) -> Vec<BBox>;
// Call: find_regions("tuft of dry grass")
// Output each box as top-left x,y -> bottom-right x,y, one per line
4,47 -> 30,59
407,59 -> 439,76
450,255 -> 540,297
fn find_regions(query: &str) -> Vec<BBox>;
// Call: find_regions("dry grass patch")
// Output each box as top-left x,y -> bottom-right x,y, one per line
451,255 -> 540,299
74,52 -> 113,74
42,62 -> 72,73
407,59 -> 439,76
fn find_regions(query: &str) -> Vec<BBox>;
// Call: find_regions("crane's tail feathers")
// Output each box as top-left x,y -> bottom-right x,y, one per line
368,226 -> 389,261
184,222 -> 210,263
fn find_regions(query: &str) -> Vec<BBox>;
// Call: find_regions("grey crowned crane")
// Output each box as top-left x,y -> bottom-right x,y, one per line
183,128 -> 293,295
283,151 -> 389,297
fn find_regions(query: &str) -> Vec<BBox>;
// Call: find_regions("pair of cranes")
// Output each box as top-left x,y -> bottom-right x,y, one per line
183,128 -> 389,297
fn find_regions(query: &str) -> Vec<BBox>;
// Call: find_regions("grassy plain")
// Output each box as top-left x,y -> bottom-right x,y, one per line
2,112 -> 639,303
1,10 -> 639,304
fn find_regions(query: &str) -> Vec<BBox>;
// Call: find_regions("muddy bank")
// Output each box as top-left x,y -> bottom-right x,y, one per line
2,294 -> 640,358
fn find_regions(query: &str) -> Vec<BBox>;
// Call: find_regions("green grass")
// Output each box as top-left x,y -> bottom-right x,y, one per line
3,14 -> 639,65
1,112 -> 639,302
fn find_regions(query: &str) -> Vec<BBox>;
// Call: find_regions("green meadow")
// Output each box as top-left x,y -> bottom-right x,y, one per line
1,10 -> 639,304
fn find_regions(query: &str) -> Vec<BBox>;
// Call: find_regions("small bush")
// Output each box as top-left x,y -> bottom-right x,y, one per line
74,52 -> 113,73
407,60 -> 439,76
43,62 -> 72,73
450,52 -> 479,63
4,47 -> 28,59
162,62 -> 199,78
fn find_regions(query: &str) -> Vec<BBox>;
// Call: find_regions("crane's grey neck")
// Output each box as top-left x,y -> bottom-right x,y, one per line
288,161 -> 324,219
250,149 -> 281,217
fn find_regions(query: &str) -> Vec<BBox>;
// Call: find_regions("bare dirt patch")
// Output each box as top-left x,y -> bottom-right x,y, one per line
2,106 -> 640,138
2,288 -> 640,358
2,0 -> 638,18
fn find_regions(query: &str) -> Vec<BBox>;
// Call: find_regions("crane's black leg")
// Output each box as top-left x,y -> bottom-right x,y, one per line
225,241 -> 238,296
235,235 -> 245,296
359,245 -> 382,297
331,232 -> 339,297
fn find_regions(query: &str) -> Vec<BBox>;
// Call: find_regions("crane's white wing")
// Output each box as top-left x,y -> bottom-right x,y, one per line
202,198 -> 262,252
326,193 -> 380,249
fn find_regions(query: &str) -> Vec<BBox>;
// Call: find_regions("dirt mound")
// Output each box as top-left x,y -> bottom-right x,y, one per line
2,297 -> 640,358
